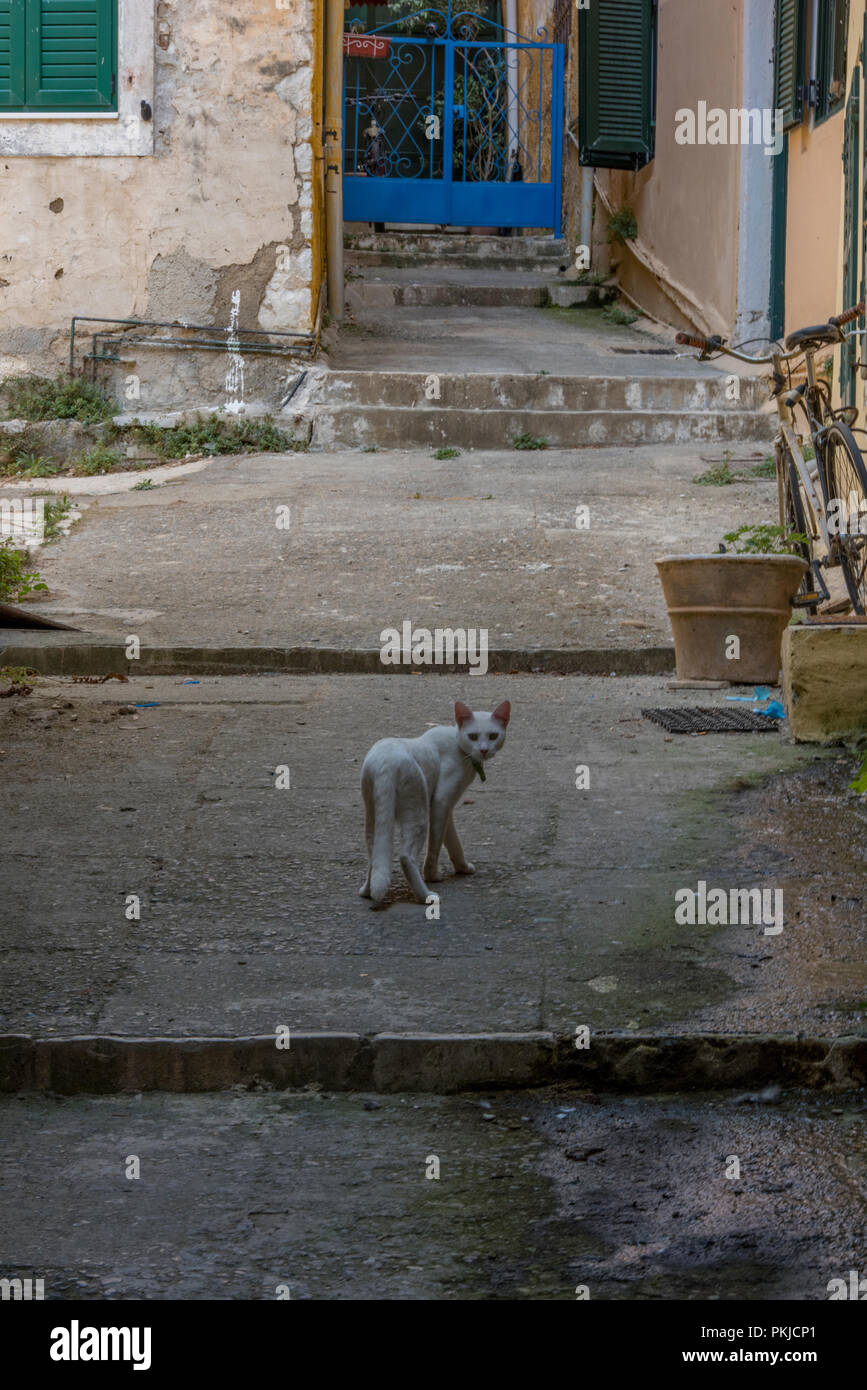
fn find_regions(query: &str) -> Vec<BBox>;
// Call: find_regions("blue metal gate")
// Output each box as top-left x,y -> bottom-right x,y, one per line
343,6 -> 564,231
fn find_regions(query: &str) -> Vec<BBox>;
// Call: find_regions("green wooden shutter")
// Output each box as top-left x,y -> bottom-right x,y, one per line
25,0 -> 114,110
0,1 -> 26,107
578,0 -> 656,170
775,0 -> 807,130
769,131 -> 788,340
816,0 -> 850,122
840,67 -> 860,405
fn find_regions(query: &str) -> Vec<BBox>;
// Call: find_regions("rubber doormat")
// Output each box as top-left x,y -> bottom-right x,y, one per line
642,707 -> 780,733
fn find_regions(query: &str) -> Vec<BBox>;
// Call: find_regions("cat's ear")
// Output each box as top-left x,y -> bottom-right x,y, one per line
454,700 -> 473,727
492,700 -> 511,727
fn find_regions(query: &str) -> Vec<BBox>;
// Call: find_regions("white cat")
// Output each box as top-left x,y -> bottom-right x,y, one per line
360,700 -> 511,905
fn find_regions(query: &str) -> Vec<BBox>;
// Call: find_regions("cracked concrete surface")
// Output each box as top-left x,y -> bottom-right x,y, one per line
7,443 -> 779,650
0,1087 -> 862,1300
1,674 -> 863,1040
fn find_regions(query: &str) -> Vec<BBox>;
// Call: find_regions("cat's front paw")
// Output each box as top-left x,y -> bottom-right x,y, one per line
454,861 -> 476,875
423,863 -> 444,883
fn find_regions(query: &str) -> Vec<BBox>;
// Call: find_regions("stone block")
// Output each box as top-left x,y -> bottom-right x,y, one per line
782,624 -> 867,742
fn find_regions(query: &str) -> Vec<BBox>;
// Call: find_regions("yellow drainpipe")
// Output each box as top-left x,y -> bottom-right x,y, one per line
323,0 -> 344,320
309,0 -> 326,331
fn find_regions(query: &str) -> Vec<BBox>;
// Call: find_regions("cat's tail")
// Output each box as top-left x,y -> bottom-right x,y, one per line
366,764 -> 396,903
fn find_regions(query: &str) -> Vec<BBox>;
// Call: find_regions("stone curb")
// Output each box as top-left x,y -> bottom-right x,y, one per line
1,1033 -> 864,1095
0,633 -> 675,678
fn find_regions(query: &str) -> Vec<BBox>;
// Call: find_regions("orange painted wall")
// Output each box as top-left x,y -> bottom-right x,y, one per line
784,106 -> 845,333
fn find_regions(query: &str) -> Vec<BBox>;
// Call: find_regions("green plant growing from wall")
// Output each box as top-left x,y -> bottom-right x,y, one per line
602,302 -> 641,327
606,208 -> 638,244
70,442 -> 122,476
1,374 -> 114,424
512,430 -> 547,450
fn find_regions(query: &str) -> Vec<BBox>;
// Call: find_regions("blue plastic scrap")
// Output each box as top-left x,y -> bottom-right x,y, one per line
755,700 -> 785,719
727,685 -> 772,703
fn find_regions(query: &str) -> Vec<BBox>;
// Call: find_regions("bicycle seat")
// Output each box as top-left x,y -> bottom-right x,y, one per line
785,322 -> 844,350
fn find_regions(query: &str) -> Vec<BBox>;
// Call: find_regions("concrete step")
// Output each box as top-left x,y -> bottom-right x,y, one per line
344,231 -> 568,270
347,277 -> 550,309
314,370 -> 768,413
309,405 -> 771,450
345,271 -> 611,310
548,282 -> 616,308
293,367 -> 771,449
347,251 -> 572,274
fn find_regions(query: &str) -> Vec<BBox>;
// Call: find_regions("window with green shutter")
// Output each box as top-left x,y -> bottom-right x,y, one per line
775,0 -> 807,131
577,0 -> 657,170
1,0 -> 115,112
815,0 -> 849,123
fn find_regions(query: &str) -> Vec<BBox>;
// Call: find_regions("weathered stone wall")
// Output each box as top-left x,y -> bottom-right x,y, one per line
0,0 -> 322,401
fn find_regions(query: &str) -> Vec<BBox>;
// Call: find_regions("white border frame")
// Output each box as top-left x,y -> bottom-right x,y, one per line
0,0 -> 155,156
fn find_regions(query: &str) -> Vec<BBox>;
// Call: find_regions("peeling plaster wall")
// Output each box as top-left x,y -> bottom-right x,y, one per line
0,0 -> 319,394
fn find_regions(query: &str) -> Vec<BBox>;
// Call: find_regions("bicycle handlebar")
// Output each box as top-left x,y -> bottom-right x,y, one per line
829,300 -> 865,327
675,332 -> 712,351
676,303 -> 865,366
675,330 -> 781,364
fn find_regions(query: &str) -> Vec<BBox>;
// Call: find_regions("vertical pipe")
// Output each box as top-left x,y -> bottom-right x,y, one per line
580,165 -> 593,254
324,0 -> 344,320
551,44 -> 564,236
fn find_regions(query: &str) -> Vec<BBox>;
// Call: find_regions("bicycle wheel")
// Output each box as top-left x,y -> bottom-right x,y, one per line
777,441 -> 815,606
822,421 -> 867,613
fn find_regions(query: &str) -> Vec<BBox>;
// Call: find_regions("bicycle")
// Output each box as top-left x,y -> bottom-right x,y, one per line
675,302 -> 867,615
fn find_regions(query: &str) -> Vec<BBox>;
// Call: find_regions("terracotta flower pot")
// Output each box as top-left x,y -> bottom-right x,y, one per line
655,553 -> 809,683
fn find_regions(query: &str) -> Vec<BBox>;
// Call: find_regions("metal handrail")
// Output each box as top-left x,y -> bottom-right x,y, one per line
69,315 -> 316,377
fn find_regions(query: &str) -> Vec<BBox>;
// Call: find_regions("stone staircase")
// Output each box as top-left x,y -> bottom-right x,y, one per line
343,231 -> 612,309
284,232 -> 774,450
291,367 -> 770,451
344,230 -> 570,270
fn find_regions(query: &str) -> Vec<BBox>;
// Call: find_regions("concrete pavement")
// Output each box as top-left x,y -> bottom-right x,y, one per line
0,1087 -> 862,1299
4,442 -> 777,650
1,674 -> 864,1044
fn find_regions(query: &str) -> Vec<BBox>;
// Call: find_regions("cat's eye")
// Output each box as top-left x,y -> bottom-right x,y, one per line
489,732 -> 499,739
468,733 -> 478,741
